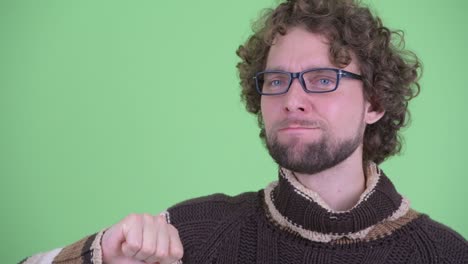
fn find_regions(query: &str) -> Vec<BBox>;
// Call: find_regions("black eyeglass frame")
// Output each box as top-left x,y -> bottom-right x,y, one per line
253,68 -> 363,95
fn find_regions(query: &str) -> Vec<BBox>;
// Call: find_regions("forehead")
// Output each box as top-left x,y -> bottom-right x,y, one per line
266,27 -> 331,70
266,27 -> 359,73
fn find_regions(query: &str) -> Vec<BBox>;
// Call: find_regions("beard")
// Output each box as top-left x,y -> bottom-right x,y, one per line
265,122 -> 364,175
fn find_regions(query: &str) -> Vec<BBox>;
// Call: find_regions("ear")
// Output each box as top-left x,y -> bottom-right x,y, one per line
364,100 -> 385,125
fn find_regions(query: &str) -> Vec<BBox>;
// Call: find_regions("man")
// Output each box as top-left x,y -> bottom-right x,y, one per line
22,0 -> 467,263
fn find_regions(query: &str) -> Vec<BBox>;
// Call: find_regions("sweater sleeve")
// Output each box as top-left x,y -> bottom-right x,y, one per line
19,230 -> 105,264
166,192 -> 259,263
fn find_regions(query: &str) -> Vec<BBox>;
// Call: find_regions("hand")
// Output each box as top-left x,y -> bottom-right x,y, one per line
101,213 -> 183,264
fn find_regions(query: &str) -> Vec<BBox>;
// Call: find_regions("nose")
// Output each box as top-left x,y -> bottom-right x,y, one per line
283,78 -> 309,113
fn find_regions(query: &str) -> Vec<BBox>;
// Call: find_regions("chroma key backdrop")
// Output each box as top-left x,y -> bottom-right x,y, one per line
1,0 -> 467,262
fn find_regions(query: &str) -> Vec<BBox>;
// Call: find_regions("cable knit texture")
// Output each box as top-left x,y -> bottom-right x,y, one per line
167,164 -> 468,263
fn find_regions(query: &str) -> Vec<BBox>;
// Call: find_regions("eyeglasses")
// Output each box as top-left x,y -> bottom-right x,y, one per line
253,68 -> 363,95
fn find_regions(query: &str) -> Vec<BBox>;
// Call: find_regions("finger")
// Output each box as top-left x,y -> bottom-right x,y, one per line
168,225 -> 184,261
134,214 -> 157,261
157,224 -> 184,264
121,214 -> 144,258
101,225 -> 125,260
145,215 -> 171,263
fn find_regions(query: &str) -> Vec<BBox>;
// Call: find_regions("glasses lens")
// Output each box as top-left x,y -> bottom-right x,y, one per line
303,69 -> 338,92
257,72 -> 290,94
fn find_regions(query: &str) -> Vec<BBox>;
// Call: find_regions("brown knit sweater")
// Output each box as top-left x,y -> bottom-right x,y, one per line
167,164 -> 467,263
20,163 -> 468,263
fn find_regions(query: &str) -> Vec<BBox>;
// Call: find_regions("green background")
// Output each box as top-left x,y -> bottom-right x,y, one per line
1,0 -> 467,262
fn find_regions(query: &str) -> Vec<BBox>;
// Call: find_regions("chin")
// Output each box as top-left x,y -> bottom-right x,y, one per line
278,135 -> 320,146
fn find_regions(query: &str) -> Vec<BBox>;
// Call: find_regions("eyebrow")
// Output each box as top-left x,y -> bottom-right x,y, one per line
264,66 -> 289,71
264,65 -> 335,72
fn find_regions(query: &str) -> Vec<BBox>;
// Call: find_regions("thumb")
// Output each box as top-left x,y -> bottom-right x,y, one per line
119,221 -> 144,258
102,222 -> 130,261
120,223 -> 135,257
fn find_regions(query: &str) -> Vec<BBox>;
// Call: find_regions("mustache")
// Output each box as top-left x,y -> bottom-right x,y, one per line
273,118 -> 324,130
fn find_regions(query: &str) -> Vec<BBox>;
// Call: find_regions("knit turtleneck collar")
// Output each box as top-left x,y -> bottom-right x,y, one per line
263,162 -> 410,243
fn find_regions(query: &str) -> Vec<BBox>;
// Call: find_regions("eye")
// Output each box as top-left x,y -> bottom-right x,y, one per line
271,79 -> 283,86
263,74 -> 288,88
318,78 -> 331,85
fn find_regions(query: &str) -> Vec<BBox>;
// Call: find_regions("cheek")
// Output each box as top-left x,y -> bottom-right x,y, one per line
321,94 -> 366,136
260,97 -> 275,129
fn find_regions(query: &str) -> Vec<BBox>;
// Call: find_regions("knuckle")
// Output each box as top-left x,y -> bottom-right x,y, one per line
142,213 -> 154,223
142,213 -> 152,218
139,244 -> 155,256
168,224 -> 179,234
155,249 -> 169,258
171,247 -> 184,259
126,240 -> 141,252
155,214 -> 167,224
125,213 -> 141,223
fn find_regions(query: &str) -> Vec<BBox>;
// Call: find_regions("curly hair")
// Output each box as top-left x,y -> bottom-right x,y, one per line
236,0 -> 421,164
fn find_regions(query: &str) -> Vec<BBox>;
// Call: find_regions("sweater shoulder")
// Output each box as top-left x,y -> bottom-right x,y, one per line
416,214 -> 467,243
167,191 -> 260,224
410,214 -> 468,260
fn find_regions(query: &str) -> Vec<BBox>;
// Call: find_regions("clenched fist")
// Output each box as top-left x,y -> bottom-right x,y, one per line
101,213 -> 183,264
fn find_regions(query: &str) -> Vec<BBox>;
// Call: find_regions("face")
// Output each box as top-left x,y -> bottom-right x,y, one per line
261,27 -> 383,174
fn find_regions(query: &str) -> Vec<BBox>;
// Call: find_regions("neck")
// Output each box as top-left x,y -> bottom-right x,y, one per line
293,146 -> 365,211
264,160 -> 410,242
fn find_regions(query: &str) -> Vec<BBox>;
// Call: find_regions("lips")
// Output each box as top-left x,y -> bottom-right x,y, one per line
278,126 -> 319,132
274,119 -> 322,133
